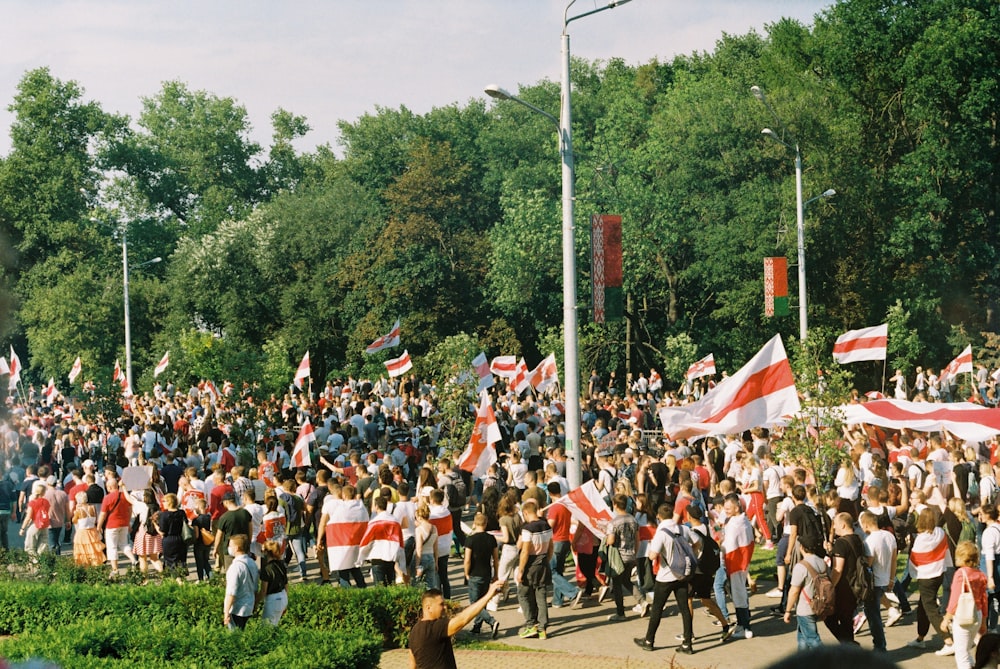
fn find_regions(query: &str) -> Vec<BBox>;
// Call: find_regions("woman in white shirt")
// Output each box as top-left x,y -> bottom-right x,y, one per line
834,461 -> 860,518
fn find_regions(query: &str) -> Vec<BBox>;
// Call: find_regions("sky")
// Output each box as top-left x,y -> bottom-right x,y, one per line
0,0 -> 832,157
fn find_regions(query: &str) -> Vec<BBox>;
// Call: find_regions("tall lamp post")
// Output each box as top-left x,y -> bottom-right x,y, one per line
121,232 -> 161,392
487,0 -> 633,491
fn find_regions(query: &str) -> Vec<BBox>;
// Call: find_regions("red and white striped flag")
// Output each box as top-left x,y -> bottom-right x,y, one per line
512,357 -> 530,395
551,480 -> 614,538
291,420 -> 315,468
384,350 -> 413,378
358,513 -> 405,565
458,392 -> 502,478
8,347 -> 21,390
490,355 -> 517,379
325,500 -> 370,571
832,324 -> 887,364
203,379 -> 220,404
659,335 -> 799,440
68,356 -> 82,384
471,352 -> 494,392
940,345 -> 973,384
686,353 -> 716,380
222,380 -> 234,396
112,359 -> 123,384
528,353 -> 559,394
365,319 -> 401,355
907,527 -> 952,580
864,391 -> 886,400
154,351 -> 170,378
340,385 -> 353,399
722,514 -> 756,575
0,357 -> 8,377
43,378 -> 57,404
429,504 -> 454,558
293,351 -> 310,390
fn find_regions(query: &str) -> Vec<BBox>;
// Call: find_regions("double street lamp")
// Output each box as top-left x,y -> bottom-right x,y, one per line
487,0 -> 634,490
752,85 -> 834,342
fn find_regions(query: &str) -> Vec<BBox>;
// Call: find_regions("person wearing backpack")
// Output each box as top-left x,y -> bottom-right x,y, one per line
605,494 -> 640,623
633,501 -> 695,654
687,505 -> 734,641
858,510 -> 897,653
783,536 -> 832,650
825,512 -> 866,643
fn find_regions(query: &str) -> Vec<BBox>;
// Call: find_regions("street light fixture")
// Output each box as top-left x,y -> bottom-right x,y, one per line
122,233 -> 161,393
486,0 -> 634,490
804,189 -> 836,208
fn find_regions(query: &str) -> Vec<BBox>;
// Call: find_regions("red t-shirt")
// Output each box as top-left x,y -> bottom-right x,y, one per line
674,495 -> 692,524
101,491 -> 132,530
29,498 -> 51,530
209,483 -> 233,521
547,503 -> 573,542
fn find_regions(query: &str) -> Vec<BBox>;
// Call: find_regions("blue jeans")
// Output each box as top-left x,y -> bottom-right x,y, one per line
894,572 -> 913,614
468,576 -> 496,627
714,565 -> 730,619
551,571 -> 580,607
48,526 -> 63,555
550,540 -> 571,577
417,553 -> 439,589
797,613 -> 822,650
864,585 -> 887,652
287,534 -> 307,579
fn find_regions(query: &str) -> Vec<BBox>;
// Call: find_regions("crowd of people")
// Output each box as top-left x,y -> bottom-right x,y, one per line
1,367 -> 1000,669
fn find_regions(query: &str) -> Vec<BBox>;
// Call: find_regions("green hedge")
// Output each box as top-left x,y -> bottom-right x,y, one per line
0,618 -> 381,669
0,581 -> 422,648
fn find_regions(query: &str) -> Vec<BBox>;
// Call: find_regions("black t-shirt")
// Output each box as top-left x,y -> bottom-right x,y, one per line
409,617 -> 456,669
788,503 -> 825,556
217,508 -> 251,546
464,531 -> 497,580
647,462 -> 668,494
261,557 -> 288,595
832,533 -> 864,600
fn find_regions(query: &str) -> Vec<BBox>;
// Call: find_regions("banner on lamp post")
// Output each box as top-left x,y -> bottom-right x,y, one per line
592,214 -> 623,323
764,257 -> 789,317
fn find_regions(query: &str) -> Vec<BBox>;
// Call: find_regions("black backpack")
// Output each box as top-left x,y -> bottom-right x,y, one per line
694,526 -> 721,575
798,506 -> 828,558
845,539 -> 875,603
444,473 -> 467,509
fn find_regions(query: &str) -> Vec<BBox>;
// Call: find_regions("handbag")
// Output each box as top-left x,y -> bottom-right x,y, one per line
181,519 -> 195,545
599,535 -> 626,577
200,527 -> 215,546
955,569 -> 977,626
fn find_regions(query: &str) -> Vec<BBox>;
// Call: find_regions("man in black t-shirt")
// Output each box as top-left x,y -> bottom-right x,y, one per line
214,493 -> 251,571
464,513 -> 500,637
409,582 -> 503,669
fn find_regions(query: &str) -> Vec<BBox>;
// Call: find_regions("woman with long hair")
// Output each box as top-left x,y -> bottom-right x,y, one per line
493,493 -> 523,605
157,492 -> 187,573
132,488 -> 164,575
907,507 -> 954,655
257,539 -> 289,626
72,491 -> 104,567
414,503 -> 439,589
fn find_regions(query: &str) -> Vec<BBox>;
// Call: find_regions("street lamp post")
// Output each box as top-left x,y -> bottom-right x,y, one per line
121,231 -> 161,392
487,0 -> 634,491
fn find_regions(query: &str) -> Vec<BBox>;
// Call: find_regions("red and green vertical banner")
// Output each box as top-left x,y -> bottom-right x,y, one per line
592,214 -> 623,323
764,257 -> 789,317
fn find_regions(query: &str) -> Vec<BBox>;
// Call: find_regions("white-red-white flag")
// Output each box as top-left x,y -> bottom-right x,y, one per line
203,379 -> 220,404
43,378 -> 57,404
325,500 -> 370,571
471,352 -> 494,392
293,351 -> 310,390
9,347 -> 21,390
528,353 -> 559,394
490,356 -> 517,379
458,392 -> 502,478
940,345 -> 973,384
365,319 -> 401,355
154,351 -> 170,378
222,381 -> 234,396
292,420 -> 315,468
68,356 -> 82,384
832,324 -> 887,364
0,357 -> 8,377
551,480 -> 614,537
659,334 -> 800,440
908,528 -> 952,580
384,350 -> 413,378
512,357 -> 530,395
686,353 -> 716,380
112,359 -> 123,384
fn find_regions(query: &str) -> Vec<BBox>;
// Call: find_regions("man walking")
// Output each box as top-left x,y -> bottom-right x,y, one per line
634,502 -> 695,653
464,513 -> 501,638
517,499 -> 553,639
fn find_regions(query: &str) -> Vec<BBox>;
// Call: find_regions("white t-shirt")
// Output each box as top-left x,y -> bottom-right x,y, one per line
791,553 -> 828,617
864,528 -> 897,587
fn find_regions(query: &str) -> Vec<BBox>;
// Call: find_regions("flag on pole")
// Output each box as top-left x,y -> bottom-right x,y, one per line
291,420 -> 315,468
686,354 -> 716,380
43,378 -> 57,404
203,379 -> 220,404
293,351 -> 310,390
832,324 -> 888,364
458,392 -> 502,478
384,350 -> 413,378
68,356 -> 82,384
0,357 -> 9,376
222,380 -> 234,396
940,345 -> 973,384
528,353 -> 559,394
471,352 -> 494,392
490,356 -> 517,378
112,359 -> 123,384
659,335 -> 800,440
8,347 -> 21,390
513,357 -> 530,395
365,319 -> 401,355
551,480 -> 614,538
154,351 -> 170,378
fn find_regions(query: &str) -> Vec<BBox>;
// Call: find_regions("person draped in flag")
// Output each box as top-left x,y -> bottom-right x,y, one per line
360,493 -> 407,586
318,484 -> 369,589
907,507 -> 954,654
428,489 -> 454,599
722,493 -> 756,640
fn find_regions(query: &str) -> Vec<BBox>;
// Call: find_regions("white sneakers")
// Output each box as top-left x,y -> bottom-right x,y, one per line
886,607 -> 903,627
764,588 -> 783,598
935,644 -> 956,656
730,626 -> 754,640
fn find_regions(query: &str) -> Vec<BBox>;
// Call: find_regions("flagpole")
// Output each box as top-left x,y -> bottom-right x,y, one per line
880,358 -> 887,396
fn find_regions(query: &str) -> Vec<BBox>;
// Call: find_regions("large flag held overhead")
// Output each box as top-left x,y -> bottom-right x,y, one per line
832,324 -> 888,364
458,392 -> 502,478
528,353 -> 559,394
154,351 -> 170,378
384,350 -> 413,378
68,356 -> 82,384
551,480 -> 614,538
471,352 -> 494,392
686,353 -> 716,380
291,420 -> 315,468
365,319 -> 401,355
43,378 -> 57,404
490,356 -> 517,379
9,347 -> 21,390
293,351 -> 310,390
842,399 -> 1000,443
659,335 -> 800,440
940,345 -> 973,384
